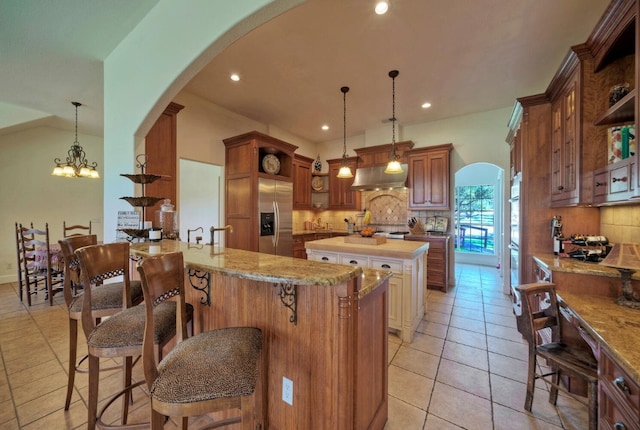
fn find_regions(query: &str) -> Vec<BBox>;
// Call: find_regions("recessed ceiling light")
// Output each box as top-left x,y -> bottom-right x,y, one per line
421,102 -> 432,109
230,73 -> 240,81
321,125 -> 329,131
375,1 -> 389,15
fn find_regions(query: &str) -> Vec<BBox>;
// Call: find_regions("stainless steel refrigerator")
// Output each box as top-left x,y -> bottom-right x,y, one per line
258,178 -> 293,256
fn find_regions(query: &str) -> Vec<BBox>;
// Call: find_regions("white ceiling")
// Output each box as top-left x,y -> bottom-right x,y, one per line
1,0 -> 611,143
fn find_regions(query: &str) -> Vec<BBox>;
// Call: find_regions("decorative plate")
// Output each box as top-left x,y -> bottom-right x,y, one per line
311,176 -> 324,191
262,154 -> 280,174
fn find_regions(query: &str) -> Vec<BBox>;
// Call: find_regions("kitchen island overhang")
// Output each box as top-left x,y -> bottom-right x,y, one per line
130,240 -> 392,429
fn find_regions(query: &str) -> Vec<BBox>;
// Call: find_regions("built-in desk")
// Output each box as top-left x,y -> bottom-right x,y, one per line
130,240 -> 392,429
556,292 -> 640,429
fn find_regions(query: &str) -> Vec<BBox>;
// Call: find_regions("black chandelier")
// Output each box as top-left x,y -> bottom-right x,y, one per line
52,102 -> 99,178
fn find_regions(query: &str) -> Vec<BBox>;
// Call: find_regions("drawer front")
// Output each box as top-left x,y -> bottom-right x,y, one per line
600,349 -> 640,420
609,164 -> 632,195
339,254 -> 369,267
310,252 -> 338,264
600,383 -> 640,430
370,258 -> 403,274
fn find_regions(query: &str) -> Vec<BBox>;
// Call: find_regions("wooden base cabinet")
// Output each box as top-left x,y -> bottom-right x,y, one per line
599,348 -> 640,430
405,235 -> 450,292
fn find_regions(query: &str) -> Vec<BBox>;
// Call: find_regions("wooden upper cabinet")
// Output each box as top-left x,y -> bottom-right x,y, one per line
546,44 -> 602,208
293,154 -> 313,209
327,157 -> 360,210
550,74 -> 580,206
144,102 -> 184,222
407,144 -> 453,210
354,141 -> 414,168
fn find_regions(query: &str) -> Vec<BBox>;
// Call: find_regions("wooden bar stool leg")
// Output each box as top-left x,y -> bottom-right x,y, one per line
65,318 -> 79,410
88,355 -> 100,430
121,357 -> 133,425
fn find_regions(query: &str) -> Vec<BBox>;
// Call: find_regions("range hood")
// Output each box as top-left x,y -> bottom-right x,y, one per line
350,164 -> 409,191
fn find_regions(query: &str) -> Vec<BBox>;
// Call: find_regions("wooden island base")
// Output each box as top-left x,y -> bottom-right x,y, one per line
131,241 -> 391,429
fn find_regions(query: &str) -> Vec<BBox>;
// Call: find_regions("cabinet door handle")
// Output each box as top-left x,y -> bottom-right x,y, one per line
321,257 -> 329,261
595,181 -> 605,187
614,422 -> 626,430
613,376 -> 631,395
349,260 -> 359,265
381,264 -> 391,269
557,185 -> 564,190
612,176 -> 628,183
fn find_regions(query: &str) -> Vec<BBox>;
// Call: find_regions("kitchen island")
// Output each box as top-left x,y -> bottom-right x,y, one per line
305,236 -> 429,343
130,240 -> 392,430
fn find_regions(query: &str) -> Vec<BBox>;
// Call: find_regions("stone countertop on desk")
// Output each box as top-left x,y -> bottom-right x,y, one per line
533,253 -> 640,280
129,241 -> 391,296
557,291 -> 640,384
305,236 -> 429,259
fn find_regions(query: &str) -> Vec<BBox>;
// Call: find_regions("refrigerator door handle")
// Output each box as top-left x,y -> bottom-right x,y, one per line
273,200 -> 279,248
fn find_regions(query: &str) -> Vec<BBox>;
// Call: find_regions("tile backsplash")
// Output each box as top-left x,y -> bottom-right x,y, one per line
600,206 -> 640,244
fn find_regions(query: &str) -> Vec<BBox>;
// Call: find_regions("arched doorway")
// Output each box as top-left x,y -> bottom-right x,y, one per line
454,163 -> 504,272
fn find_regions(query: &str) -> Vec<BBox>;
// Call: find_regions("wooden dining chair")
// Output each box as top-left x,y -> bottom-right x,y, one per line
137,252 -> 265,429
63,220 -> 92,237
515,283 -> 598,430
58,235 -> 144,411
19,222 -> 64,305
14,222 -> 28,302
75,242 -> 189,430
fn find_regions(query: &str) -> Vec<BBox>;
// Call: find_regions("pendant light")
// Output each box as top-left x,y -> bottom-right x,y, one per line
52,101 -> 99,178
337,86 -> 354,178
384,70 -> 404,174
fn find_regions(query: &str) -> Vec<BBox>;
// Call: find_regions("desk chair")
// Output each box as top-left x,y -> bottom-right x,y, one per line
137,252 -> 265,429
63,220 -> 92,237
59,235 -> 144,411
76,242 -> 188,430
19,222 -> 63,305
516,283 -> 598,430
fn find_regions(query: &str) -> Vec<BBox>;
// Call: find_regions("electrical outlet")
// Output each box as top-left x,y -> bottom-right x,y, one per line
282,376 -> 293,405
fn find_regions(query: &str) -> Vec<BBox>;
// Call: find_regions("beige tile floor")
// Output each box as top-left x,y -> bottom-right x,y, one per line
0,263 -> 588,429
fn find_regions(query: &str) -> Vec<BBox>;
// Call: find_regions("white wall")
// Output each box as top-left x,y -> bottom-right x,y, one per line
0,126 -> 103,283
103,0 -> 304,243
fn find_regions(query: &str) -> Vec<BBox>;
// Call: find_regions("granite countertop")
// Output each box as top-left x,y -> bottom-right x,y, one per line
305,236 -> 429,259
405,233 -> 452,241
129,241 -> 391,297
557,291 -> 640,384
533,253 -> 640,280
293,229 -> 349,236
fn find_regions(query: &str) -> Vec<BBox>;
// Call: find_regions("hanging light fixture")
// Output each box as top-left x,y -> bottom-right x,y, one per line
52,101 -> 99,178
337,86 -> 354,178
384,69 -> 404,174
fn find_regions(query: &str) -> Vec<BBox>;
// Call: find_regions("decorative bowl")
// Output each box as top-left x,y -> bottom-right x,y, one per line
120,173 -> 162,184
360,227 -> 376,237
